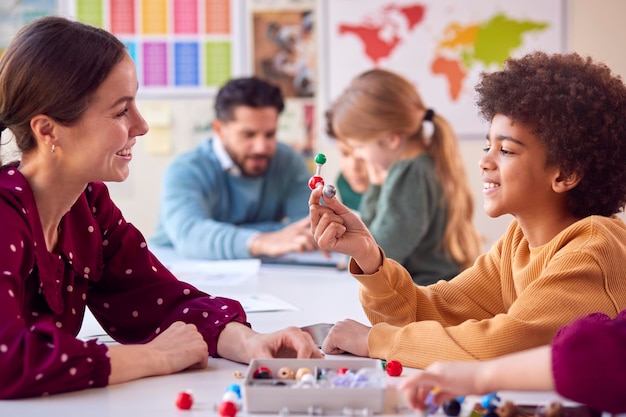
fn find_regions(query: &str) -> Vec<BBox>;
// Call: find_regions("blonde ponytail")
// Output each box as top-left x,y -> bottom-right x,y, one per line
427,114 -> 482,268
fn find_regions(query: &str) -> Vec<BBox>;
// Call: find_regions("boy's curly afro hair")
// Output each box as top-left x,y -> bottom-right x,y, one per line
475,51 -> 626,217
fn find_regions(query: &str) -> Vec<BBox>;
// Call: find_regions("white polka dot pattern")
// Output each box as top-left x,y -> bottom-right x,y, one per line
0,178 -> 246,398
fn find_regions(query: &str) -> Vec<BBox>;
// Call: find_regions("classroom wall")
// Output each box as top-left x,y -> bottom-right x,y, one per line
63,0 -> 626,248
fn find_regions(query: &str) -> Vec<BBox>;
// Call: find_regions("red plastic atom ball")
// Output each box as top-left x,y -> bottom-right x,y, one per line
308,175 -> 324,190
175,391 -> 194,410
218,400 -> 238,417
253,366 -> 272,379
385,360 -> 403,376
337,367 -> 349,375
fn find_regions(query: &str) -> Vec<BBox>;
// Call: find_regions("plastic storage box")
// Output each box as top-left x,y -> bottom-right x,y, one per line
242,358 -> 387,414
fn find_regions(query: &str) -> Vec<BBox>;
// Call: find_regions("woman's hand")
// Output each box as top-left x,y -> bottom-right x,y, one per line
308,185 -> 382,274
108,321 -> 208,385
217,322 -> 323,364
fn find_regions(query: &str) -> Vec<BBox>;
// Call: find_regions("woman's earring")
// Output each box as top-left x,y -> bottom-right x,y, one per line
51,144 -> 55,153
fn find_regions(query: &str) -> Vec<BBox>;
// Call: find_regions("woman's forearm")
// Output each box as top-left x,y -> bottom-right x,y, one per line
108,321 -> 210,385
108,344 -> 161,385
216,322 -> 256,364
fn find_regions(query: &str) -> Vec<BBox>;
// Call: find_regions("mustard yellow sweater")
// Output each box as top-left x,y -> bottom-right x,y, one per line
351,215 -> 626,369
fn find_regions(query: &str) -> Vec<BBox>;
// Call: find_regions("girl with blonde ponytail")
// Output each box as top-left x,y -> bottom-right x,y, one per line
326,69 -> 481,285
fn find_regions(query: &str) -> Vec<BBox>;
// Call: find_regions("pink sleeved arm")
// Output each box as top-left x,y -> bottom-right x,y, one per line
551,310 -> 626,413
85,182 -> 249,356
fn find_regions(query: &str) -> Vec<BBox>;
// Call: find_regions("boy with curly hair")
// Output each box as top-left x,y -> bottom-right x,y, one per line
309,51 -> 626,369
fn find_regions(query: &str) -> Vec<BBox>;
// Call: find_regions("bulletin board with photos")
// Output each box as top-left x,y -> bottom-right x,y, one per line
245,0 -> 318,157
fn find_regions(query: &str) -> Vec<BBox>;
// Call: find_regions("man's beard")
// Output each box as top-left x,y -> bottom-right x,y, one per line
240,155 -> 271,177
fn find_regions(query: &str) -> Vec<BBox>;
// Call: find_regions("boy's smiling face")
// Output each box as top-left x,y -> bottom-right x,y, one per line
479,114 -> 561,220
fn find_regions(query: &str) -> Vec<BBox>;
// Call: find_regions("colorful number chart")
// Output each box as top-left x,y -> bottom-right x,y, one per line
68,0 -> 234,96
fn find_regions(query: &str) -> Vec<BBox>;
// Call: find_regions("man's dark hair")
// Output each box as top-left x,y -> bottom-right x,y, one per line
214,77 -> 285,122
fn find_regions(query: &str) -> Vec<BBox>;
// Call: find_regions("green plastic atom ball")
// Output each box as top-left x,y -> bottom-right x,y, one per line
314,153 -> 327,165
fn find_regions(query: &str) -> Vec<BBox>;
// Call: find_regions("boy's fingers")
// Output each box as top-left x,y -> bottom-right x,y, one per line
308,185 -> 323,206
321,190 -> 351,215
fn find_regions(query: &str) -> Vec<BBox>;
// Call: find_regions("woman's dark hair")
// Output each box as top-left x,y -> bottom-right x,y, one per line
0,16 -> 127,163
214,77 -> 284,122
476,51 -> 626,217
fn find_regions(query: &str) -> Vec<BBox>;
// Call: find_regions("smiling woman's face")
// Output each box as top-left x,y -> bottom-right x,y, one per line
54,55 -> 148,184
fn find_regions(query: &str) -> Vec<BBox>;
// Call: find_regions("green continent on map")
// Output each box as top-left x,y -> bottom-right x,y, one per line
434,13 -> 549,100
470,13 -> 548,67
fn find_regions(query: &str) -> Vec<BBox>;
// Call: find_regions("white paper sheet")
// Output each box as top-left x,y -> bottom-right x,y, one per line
150,246 -> 261,287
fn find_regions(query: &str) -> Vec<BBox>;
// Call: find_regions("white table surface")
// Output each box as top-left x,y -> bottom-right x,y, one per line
0,260 -> 572,416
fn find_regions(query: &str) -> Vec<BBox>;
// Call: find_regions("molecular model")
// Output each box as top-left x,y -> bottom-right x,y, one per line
308,153 -> 337,199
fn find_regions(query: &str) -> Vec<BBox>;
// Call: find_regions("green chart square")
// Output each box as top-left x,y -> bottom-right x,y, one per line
204,41 -> 231,87
76,0 -> 104,28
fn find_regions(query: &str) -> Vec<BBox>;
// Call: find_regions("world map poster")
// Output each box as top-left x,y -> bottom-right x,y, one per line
323,0 -> 566,136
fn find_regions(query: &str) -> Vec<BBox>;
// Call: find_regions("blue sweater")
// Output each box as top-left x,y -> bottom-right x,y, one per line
151,138 -> 311,259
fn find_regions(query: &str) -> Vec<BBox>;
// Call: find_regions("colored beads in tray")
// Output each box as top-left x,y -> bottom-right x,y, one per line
242,358 -> 386,414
